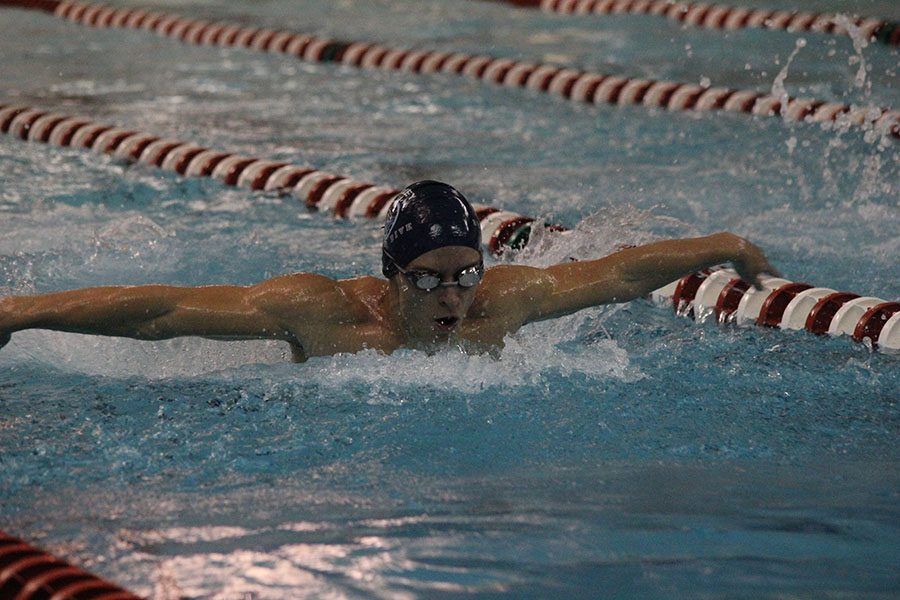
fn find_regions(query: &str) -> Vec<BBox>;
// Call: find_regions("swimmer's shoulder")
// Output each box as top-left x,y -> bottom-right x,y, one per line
482,263 -> 554,291
253,271 -> 343,296
250,272 -> 361,315
251,272 -> 386,331
474,264 -> 555,317
257,272 -> 383,292
336,274 -> 388,293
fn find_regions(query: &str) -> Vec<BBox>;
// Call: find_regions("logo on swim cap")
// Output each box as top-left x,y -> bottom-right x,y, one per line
382,181 -> 482,278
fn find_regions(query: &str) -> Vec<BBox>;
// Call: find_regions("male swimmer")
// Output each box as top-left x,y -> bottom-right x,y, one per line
0,181 -> 778,362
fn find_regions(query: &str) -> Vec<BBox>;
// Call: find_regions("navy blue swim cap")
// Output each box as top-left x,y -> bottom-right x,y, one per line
382,180 -> 482,278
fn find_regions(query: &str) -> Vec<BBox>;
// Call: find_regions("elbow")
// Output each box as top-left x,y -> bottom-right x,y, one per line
611,265 -> 649,301
132,319 -> 171,341
611,285 -> 646,304
609,265 -> 655,301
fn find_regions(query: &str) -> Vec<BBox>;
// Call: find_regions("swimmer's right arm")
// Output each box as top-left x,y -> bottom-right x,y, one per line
0,273 -> 341,348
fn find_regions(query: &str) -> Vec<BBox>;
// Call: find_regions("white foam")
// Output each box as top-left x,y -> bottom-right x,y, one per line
508,205 -> 695,268
1,331 -> 289,378
303,325 -> 639,400
1,306 -> 639,389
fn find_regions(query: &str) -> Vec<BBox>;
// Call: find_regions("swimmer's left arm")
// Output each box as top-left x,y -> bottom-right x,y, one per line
527,232 -> 778,322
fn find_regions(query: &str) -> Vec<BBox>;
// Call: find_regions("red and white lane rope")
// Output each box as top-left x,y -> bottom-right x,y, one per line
493,0 -> 900,47
0,103 -> 537,255
2,102 -> 896,352
2,0 -> 897,139
0,529 -> 141,600
651,269 -> 900,352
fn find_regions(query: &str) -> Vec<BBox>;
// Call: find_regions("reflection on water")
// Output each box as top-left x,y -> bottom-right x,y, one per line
14,461 -> 898,598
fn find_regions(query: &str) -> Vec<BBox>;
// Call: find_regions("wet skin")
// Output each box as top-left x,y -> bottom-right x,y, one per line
390,246 -> 483,343
0,233 -> 778,362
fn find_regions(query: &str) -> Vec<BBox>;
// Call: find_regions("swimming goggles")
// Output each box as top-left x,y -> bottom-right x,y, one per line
385,250 -> 484,291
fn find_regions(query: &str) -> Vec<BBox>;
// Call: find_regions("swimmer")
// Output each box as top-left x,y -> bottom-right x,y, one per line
0,180 -> 778,362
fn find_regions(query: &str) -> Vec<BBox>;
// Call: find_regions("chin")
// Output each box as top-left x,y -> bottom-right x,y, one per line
418,327 -> 455,345
424,329 -> 453,343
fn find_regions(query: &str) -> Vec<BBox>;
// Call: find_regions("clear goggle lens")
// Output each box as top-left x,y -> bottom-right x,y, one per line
406,263 -> 483,291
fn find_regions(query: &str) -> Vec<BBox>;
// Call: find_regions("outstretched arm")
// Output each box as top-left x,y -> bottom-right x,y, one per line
0,273 -> 343,349
528,232 -> 779,322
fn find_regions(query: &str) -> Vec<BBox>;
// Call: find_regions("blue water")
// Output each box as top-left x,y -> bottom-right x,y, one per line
1,0 -> 898,597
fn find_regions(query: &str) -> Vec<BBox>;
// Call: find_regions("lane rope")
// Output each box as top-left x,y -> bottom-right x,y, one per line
0,529 -> 142,599
1,0 -> 897,139
651,269 -> 899,352
2,101 -> 897,352
488,0 -> 900,47
0,102 -> 540,256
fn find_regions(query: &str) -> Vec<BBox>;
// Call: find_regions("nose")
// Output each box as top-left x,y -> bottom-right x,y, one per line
436,285 -> 463,310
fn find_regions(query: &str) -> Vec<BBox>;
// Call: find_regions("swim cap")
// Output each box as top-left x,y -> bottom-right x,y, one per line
382,180 -> 482,278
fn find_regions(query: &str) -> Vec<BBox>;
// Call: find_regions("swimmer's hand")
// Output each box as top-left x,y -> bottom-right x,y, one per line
724,233 -> 781,289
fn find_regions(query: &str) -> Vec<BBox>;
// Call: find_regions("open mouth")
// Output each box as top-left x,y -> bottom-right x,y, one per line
434,316 -> 459,331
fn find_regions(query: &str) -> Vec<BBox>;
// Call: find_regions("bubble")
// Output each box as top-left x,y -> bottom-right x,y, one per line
785,137 -> 797,155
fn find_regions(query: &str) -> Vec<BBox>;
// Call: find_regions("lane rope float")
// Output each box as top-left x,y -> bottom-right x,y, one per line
1,101 -> 897,352
651,269 -> 899,352
0,529 -> 142,599
0,102 -> 540,256
1,0 -> 897,139
487,0 -> 900,47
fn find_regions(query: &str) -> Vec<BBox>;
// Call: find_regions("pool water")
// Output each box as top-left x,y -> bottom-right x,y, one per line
1,0 -> 898,597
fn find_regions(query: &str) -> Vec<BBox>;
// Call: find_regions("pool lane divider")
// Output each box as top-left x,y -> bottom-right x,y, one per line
1,0 -> 897,140
488,0 -> 900,47
651,269 -> 900,351
1,101 -> 897,352
0,102 -> 540,256
0,530 -> 142,599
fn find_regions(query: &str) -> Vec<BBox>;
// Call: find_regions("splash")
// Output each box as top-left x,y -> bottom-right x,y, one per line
770,19 -> 896,205
301,320 -> 640,400
770,36 -> 805,161
828,14 -> 892,146
0,313 -> 640,397
836,18 -> 895,205
771,37 -> 807,122
0,331 -> 290,378
510,205 -> 695,268
834,14 -> 871,93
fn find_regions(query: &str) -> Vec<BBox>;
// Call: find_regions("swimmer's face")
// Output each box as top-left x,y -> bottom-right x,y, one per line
392,246 -> 483,342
